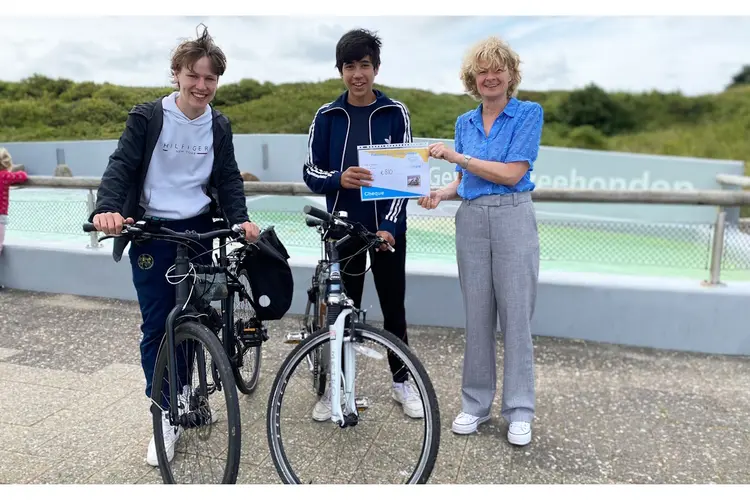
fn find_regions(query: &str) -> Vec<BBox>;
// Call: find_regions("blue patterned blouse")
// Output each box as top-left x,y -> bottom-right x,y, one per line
453,97 -> 544,200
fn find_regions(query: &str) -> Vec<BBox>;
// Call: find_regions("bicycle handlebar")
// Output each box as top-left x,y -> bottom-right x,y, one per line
82,221 -> 246,243
303,205 -> 333,223
302,205 -> 394,253
305,216 -> 323,228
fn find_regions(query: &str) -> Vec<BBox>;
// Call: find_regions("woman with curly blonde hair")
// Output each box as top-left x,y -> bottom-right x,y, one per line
419,36 -> 544,446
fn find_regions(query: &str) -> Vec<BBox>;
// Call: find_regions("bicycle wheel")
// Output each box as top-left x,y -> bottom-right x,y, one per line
151,320 -> 242,484
267,323 -> 440,484
232,268 -> 262,395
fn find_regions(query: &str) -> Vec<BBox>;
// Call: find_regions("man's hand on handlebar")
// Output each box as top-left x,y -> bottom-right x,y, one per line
240,221 -> 260,243
375,230 -> 395,252
92,212 -> 134,235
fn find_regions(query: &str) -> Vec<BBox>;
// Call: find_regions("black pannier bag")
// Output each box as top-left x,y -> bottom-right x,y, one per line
239,226 -> 294,321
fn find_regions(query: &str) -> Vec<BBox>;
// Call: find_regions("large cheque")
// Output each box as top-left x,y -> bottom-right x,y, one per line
357,143 -> 431,202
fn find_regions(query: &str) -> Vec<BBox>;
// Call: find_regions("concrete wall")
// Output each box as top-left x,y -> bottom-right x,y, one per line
2,134 -> 744,224
3,240 -> 749,356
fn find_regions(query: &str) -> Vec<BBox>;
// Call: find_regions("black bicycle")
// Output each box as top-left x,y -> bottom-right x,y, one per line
83,219 -> 269,484
267,206 -> 441,484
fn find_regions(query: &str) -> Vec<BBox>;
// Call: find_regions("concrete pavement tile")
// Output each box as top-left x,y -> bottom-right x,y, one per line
456,424 -> 513,484
33,391 -> 132,433
84,440 -> 153,484
345,421 -> 439,483
0,362 -> 89,390
427,430 -> 468,484
0,348 -> 20,361
34,416 -> 139,461
506,466 -> 614,484
0,451 -> 58,484
505,420 -> 615,483
283,424 -> 383,483
237,371 -> 274,425
28,451 -> 122,484
0,422 -> 59,456
86,366 -> 145,398
92,363 -> 144,382
135,467 -> 163,484
615,422 -> 749,484
236,455 -> 281,484
0,383 -> 81,426
239,418 -> 272,466
534,390 -> 658,457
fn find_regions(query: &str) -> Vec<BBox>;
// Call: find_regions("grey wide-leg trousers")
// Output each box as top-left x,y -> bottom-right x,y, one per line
455,191 -> 540,423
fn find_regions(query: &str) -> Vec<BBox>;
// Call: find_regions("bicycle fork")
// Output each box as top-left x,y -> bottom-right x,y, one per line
328,308 -> 357,427
328,308 -> 385,427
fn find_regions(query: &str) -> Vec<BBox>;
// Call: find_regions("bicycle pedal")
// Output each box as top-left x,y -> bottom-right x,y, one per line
284,331 -> 304,344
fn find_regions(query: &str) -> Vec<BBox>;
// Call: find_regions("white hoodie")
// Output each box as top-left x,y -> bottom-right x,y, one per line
140,91 -> 214,220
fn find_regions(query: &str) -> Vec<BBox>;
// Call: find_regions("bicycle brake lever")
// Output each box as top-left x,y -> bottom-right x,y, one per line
374,238 -> 395,253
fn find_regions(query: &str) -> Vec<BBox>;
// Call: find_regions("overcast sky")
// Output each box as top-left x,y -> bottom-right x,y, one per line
3,15 -> 750,96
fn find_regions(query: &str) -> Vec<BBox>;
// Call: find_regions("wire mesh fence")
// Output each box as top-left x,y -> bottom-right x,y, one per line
7,199 -> 90,236
7,195 -> 750,272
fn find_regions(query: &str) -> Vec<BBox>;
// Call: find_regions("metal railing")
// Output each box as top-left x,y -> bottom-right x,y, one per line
12,176 -> 750,286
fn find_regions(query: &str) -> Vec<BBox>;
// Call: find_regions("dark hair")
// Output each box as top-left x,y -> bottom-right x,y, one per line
170,24 -> 227,87
335,28 -> 382,73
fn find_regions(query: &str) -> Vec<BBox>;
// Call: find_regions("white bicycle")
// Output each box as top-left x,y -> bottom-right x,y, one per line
266,206 -> 441,484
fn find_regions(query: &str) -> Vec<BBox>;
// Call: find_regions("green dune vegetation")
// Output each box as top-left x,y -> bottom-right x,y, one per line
1,67 -> 749,174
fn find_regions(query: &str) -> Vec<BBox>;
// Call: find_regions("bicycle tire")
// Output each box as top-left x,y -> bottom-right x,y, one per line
232,268 -> 262,395
152,320 -> 242,484
266,322 -> 441,484
234,344 -> 262,395
302,300 -> 328,397
311,343 -> 328,397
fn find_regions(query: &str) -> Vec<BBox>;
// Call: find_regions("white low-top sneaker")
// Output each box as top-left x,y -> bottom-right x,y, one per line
451,412 -> 490,434
507,421 -> 532,446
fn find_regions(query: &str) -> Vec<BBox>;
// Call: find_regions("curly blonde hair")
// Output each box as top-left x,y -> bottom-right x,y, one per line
0,148 -> 12,171
459,36 -> 522,101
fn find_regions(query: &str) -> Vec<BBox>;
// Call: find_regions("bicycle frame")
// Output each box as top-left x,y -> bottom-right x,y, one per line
162,227 -> 246,425
296,206 -> 391,427
163,243 -> 207,425
217,235 -> 234,358
323,239 -> 360,427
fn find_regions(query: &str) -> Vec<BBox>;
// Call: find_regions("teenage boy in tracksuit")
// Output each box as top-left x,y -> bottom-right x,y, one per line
302,28 -> 424,420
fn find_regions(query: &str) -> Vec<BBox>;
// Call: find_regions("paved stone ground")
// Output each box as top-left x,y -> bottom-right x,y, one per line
0,288 -> 749,484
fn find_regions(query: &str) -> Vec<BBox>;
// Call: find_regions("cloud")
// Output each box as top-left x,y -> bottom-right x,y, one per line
1,16 -> 748,96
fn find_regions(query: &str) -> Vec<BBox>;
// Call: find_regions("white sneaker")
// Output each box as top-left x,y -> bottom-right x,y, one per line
146,412 -> 183,466
507,421 -> 532,446
391,380 -> 424,419
312,387 -> 332,422
451,412 -> 490,434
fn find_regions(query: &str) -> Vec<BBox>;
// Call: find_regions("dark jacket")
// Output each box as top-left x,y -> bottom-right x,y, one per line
90,96 -> 250,261
302,89 -> 412,237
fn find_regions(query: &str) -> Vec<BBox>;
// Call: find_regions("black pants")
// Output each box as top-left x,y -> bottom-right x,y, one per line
339,232 -> 409,383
